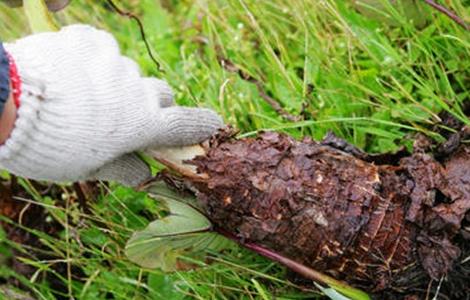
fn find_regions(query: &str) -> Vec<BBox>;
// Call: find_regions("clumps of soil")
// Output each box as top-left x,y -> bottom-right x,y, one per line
189,127 -> 469,298
0,179 -> 94,299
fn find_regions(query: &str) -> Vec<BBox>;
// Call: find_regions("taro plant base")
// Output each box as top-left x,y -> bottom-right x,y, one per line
130,118 -> 469,299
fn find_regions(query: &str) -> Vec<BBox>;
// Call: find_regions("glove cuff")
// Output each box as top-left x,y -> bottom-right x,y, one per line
0,79 -> 66,181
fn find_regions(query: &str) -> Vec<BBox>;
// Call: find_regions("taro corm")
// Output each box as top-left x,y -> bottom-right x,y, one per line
153,109 -> 469,299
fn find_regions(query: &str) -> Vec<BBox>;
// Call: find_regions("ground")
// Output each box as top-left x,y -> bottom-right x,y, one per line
0,0 -> 469,299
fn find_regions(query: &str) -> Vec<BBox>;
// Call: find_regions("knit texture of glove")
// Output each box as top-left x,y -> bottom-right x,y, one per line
0,25 -> 223,186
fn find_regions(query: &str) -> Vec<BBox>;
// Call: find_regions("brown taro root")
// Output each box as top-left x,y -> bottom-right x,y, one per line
180,129 -> 470,296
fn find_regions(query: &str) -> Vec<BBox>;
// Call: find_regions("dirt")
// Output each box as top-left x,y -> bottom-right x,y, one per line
0,179 -> 94,299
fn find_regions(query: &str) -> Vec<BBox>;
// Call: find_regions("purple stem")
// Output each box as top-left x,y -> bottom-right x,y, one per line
217,228 -> 355,291
423,0 -> 469,31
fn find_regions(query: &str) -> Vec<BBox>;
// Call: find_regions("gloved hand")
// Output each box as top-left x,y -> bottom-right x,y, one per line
0,25 -> 223,186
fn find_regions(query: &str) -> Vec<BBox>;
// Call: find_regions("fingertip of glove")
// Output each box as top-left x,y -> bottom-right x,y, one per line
156,106 -> 224,146
194,107 -> 224,128
166,106 -> 224,127
91,153 -> 151,187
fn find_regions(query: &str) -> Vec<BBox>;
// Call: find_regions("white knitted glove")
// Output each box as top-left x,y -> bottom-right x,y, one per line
0,25 -> 223,186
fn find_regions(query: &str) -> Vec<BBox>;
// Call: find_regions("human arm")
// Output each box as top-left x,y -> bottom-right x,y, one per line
0,93 -> 16,144
0,40 -> 17,145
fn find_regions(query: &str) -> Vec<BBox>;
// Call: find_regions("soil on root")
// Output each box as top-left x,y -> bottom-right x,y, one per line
190,127 -> 469,299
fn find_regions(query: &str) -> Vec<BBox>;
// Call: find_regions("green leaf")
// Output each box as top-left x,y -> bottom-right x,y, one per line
147,273 -> 187,300
23,0 -> 58,32
0,227 -> 6,242
146,181 -> 209,221
314,283 -> 353,300
352,0 -> 429,28
320,280 -> 371,300
125,196 -> 230,271
251,279 -> 271,300
145,181 -> 203,209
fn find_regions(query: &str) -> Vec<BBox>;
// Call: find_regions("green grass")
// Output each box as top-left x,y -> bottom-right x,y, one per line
0,0 -> 469,299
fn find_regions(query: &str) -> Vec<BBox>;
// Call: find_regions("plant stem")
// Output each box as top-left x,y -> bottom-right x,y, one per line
422,0 -> 469,31
105,0 -> 163,72
217,228 -> 371,300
